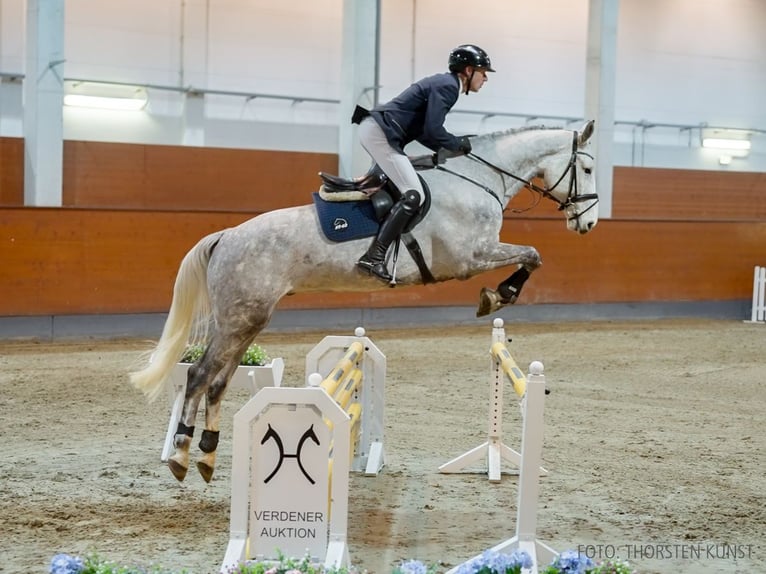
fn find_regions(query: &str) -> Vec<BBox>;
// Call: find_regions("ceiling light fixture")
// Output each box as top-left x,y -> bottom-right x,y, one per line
700,128 -> 751,152
64,81 -> 148,111
702,138 -> 751,151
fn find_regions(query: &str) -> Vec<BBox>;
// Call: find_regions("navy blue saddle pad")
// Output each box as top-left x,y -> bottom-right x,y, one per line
312,192 -> 379,242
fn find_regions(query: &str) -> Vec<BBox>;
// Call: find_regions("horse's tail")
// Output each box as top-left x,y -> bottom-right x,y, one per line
129,230 -> 224,402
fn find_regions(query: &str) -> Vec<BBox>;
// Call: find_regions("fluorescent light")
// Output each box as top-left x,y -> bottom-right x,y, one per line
702,138 -> 751,151
64,81 -> 148,111
64,93 -> 147,111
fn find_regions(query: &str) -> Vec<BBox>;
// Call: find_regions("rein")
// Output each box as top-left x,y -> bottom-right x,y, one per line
434,164 -> 504,209
442,130 -> 599,223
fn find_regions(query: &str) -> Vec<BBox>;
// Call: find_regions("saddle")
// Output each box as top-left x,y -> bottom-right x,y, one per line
316,164 -> 435,284
319,153 -> 439,196
320,165 -> 430,230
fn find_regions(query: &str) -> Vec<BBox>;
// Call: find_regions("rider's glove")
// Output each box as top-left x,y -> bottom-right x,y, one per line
458,136 -> 472,154
432,149 -> 449,166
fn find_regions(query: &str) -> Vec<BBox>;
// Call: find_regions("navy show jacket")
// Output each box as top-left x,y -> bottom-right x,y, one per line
369,72 -> 464,154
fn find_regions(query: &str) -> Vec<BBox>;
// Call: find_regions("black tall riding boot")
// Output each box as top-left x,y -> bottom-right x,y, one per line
357,190 -> 420,282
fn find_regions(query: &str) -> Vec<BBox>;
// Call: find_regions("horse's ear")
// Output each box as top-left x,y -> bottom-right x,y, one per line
578,120 -> 595,146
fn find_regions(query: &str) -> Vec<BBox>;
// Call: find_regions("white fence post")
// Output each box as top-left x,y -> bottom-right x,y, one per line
749,266 -> 766,323
445,360 -> 557,574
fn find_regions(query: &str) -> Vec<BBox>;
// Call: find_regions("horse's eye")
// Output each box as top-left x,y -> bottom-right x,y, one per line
584,168 -> 592,175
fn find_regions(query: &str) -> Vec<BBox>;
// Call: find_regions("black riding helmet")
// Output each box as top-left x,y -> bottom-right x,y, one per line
448,44 -> 495,94
448,44 -> 495,73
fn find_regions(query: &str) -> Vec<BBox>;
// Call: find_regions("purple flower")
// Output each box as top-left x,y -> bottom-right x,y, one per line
50,554 -> 84,574
397,559 -> 429,574
453,549 -> 533,573
548,550 -> 594,574
507,550 -> 533,570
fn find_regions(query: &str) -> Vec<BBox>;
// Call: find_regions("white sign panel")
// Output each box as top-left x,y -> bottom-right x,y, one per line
250,404 -> 329,561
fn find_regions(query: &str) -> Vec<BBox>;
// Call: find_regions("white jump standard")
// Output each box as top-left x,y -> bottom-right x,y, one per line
220,386 -> 349,573
748,265 -> 766,323
445,319 -> 557,574
305,327 -> 386,475
439,318 -> 547,482
220,327 -> 386,572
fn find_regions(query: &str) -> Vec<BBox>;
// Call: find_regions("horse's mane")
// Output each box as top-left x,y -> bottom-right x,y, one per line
477,124 -> 560,143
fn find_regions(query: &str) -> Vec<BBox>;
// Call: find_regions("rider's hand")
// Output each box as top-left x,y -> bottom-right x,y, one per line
458,136 -> 472,154
432,150 -> 450,166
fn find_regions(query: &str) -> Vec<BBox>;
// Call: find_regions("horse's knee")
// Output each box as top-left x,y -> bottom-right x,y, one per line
524,247 -> 542,268
207,380 -> 227,403
185,363 -> 208,398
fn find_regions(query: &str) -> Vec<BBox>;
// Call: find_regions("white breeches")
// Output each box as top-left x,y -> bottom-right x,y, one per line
358,117 -> 425,206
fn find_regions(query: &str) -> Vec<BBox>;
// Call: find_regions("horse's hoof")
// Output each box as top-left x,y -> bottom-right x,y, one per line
197,451 -> 216,483
476,288 -> 510,317
477,287 -> 499,317
197,461 -> 215,483
168,458 -> 188,482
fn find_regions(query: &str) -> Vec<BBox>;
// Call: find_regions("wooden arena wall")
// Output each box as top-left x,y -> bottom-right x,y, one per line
1,137 -> 764,317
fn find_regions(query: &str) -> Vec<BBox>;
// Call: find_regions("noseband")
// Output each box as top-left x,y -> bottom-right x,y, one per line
468,130 -> 599,224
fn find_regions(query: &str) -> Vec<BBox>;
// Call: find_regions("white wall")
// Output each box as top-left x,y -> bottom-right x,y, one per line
0,0 -> 764,169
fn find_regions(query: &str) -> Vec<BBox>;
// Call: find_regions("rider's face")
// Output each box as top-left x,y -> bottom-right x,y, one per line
467,67 -> 489,93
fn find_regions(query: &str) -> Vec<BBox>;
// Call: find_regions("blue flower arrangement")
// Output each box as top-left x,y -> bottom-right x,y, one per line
392,559 -> 439,574
451,549 -> 533,573
50,552 -> 185,574
50,554 -> 84,574
542,550 -> 594,574
50,549 -> 634,574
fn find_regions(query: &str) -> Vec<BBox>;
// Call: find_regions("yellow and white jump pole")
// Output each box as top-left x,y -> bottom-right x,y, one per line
439,318 -> 547,482
306,327 -> 386,476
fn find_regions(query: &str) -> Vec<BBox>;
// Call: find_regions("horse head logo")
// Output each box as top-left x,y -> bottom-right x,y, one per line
333,218 -> 349,231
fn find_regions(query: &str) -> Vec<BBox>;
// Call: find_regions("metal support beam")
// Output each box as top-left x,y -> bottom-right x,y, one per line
180,0 -> 209,146
584,0 -> 619,218
24,0 -> 64,206
339,0 -> 379,178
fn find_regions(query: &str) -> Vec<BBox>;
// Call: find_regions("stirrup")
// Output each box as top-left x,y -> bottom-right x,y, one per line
356,257 -> 392,283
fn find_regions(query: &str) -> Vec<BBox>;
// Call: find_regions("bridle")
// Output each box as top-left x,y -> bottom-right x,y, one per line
483,131 -> 598,218
437,130 -> 599,225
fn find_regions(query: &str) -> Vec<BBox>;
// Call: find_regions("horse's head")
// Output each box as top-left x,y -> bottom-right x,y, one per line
537,120 -> 599,234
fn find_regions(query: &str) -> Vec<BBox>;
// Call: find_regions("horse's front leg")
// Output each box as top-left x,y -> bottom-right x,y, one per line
475,243 -> 542,317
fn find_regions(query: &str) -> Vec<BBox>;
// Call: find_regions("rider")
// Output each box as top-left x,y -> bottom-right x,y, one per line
354,44 -> 495,283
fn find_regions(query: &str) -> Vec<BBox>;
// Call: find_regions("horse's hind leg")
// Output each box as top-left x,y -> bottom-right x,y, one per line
475,244 -> 542,317
195,329 -> 261,482
196,363 -> 238,483
168,363 -> 208,481
167,333 -> 247,482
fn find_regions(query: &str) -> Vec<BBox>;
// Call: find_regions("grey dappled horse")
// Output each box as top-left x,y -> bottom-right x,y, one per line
130,121 -> 599,482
